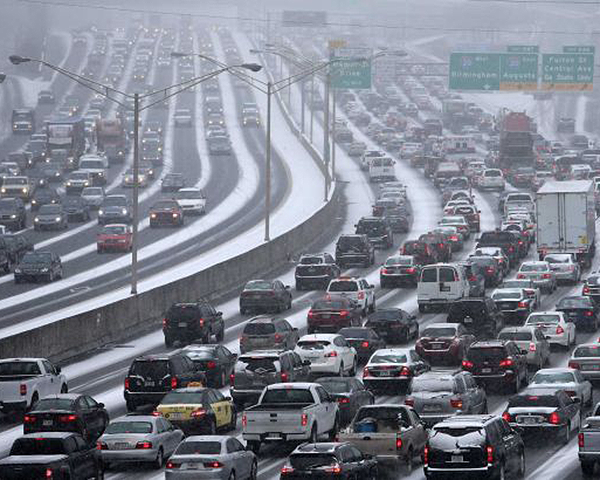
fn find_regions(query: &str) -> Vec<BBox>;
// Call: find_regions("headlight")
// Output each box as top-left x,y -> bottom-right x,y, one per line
66,182 -> 71,186
22,188 -> 28,193
10,214 -> 16,219
122,208 -> 127,215
14,268 -> 21,273
41,268 -> 49,273
98,209 -> 104,216
84,182 -> 89,186
34,217 -> 39,222
158,147 -> 162,152
172,213 -> 179,218
0,188 -> 4,193
150,213 -> 157,218
55,217 -> 61,222
98,172 -> 104,177
13,124 -> 17,129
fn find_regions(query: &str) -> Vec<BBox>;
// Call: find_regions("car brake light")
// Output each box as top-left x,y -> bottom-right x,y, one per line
529,342 -> 536,352
556,326 -> 565,335
207,361 -> 216,369
23,414 -> 36,423
518,301 -> 528,308
382,268 -> 391,274
565,390 -> 577,398
487,267 -> 495,273
499,358 -> 514,367
338,397 -> 350,404
486,445 -> 494,464
549,412 -> 560,425
191,408 -> 207,418
281,465 -> 294,474
301,413 -> 308,427
325,351 -> 338,357
58,415 -> 78,422
406,267 -> 416,273
404,398 -> 414,407
450,398 -> 463,409
462,360 -> 473,369
569,361 -> 580,369
281,372 -> 288,382
325,465 -> 342,474
162,318 -> 168,328
363,367 -> 370,377
171,376 -> 178,389
45,469 -> 53,479
274,333 -> 283,342
585,311 -> 595,317
517,273 -> 525,279
584,286 -> 591,294
469,276 -> 476,282
204,461 -> 224,468
423,446 -> 429,466
358,292 -> 365,300
579,432 -> 585,448
96,442 -> 107,450
20,384 -> 27,396
230,373 -> 235,384
199,318 -> 205,327
166,461 -> 180,469
396,437 -> 403,450
542,273 -> 551,279
361,341 -> 369,348
136,441 -> 152,449
450,235 -> 458,241
308,311 -> 315,319
339,310 -> 349,318
400,366 -> 411,376
502,412 -> 512,422
242,414 -> 247,427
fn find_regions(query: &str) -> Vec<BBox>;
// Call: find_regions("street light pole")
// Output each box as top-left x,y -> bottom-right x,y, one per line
323,68 -> 330,202
300,78 -> 306,134
265,81 -> 272,242
131,92 -> 140,295
310,74 -> 315,142
332,88 -> 336,181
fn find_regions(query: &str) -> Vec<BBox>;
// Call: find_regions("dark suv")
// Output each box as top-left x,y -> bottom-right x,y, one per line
424,414 -> 525,480
162,300 -> 225,347
335,234 -> 375,268
240,316 -> 299,353
354,216 -> 394,249
124,352 -> 207,411
462,340 -> 529,393
0,198 -> 26,231
447,297 -> 504,339
294,253 -> 340,290
0,233 -> 33,266
476,231 -> 520,266
230,350 -> 310,408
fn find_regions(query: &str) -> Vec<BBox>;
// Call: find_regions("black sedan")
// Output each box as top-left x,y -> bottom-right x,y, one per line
239,279 -> 292,314
281,442 -> 378,479
24,394 -> 109,443
315,377 -> 374,425
181,344 -> 237,388
338,327 -> 386,362
161,173 -> 185,192
14,251 -> 63,283
30,187 -> 61,212
556,295 -> 599,331
62,196 -> 91,222
365,308 -> 419,344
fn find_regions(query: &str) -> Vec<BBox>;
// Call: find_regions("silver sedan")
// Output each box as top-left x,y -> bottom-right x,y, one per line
165,435 -> 257,479
545,253 -> 581,284
97,414 -> 184,469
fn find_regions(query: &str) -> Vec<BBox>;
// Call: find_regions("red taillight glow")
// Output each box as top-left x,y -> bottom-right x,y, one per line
584,286 -> 591,294
191,408 -> 207,418
569,361 -> 580,369
518,301 -> 528,308
280,372 -> 288,382
274,333 -> 282,342
308,311 -> 315,319
96,442 -> 107,450
198,318 -> 204,327
542,273 -> 551,279
204,461 -> 224,468
396,437 -> 403,450
424,446 -> 429,466
404,398 -> 414,407
585,311 -> 595,317
499,358 -> 514,367
58,415 -> 78,423
20,384 -> 27,396
45,469 -> 53,479
462,360 -> 473,369
171,376 -> 178,389
207,361 -> 216,369
529,342 -> 536,352
361,341 -> 369,348
124,378 -> 130,390
136,441 -> 152,449
301,413 -> 308,427
338,397 -> 350,404
382,268 -> 391,274
517,273 -> 525,279
450,398 -> 463,409
339,310 -> 349,318
325,465 -> 342,474
579,432 -> 585,448
556,326 -> 565,335
325,351 -> 338,357
162,318 -> 168,328
363,367 -> 370,377
549,412 -> 561,425
23,415 -> 35,423
400,366 -> 411,377
406,267 -> 416,273
166,461 -> 180,469
486,445 -> 494,464
230,373 -> 235,384
242,414 -> 247,427
281,465 -> 294,475
502,412 -> 512,422
487,267 -> 495,273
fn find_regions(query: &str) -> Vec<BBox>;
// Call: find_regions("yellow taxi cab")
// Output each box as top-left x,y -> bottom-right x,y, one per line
155,386 -> 236,435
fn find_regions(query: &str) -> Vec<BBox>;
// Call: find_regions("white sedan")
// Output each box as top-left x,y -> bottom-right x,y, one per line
525,311 -> 576,348
175,188 -> 206,215
529,367 -> 592,407
294,334 -> 357,377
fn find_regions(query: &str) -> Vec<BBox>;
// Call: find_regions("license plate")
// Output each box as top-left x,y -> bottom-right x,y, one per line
464,317 -> 473,323
584,365 -> 600,370
440,285 -> 450,292
178,322 -> 187,327
43,420 -> 53,426
451,455 -> 463,463
268,432 -> 282,438
522,417 -> 538,424
114,442 -> 131,449
481,368 -> 492,374
432,344 -> 444,350
145,380 -> 155,387
166,412 -> 184,420
423,405 -> 442,412
185,463 -> 200,470
322,314 -> 330,319
378,371 -> 391,377
502,303 -> 513,309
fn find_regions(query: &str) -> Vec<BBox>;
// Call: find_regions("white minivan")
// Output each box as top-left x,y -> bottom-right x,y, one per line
479,168 -> 505,191
417,263 -> 470,312
369,156 -> 396,183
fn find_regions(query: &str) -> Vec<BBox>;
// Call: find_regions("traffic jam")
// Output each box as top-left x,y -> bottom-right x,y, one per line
2,9 -> 600,480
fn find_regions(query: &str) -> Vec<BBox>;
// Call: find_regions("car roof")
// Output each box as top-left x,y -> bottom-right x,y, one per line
299,334 -> 340,341
295,442 -> 348,454
21,432 -> 77,439
470,340 -> 509,348
372,348 -> 410,355
535,367 -> 577,374
435,414 -> 496,427
247,315 -> 278,324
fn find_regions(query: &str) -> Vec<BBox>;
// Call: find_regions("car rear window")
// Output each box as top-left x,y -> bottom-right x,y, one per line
290,454 -> 338,470
368,310 -> 402,322
557,297 -> 593,309
498,331 -> 532,341
410,377 -> 454,393
106,421 -> 153,434
297,341 -> 331,350
520,264 -> 547,272
467,347 -> 507,362
492,291 -> 522,300
337,236 -> 363,248
243,322 -> 276,335
531,372 -> 575,384
574,345 -> 600,358
130,360 -> 169,379
370,353 -> 407,364
329,281 -> 358,292
167,305 -> 199,321
160,391 -> 204,404
10,438 -> 67,455
245,280 -> 273,290
421,268 -> 437,282
313,300 -> 347,310
318,379 -> 351,394
421,326 -> 457,337
0,361 -> 41,376
34,398 -> 75,410
300,256 -> 323,265
261,389 -> 314,404
526,314 -> 560,324
237,357 -> 278,372
175,441 -> 222,455
508,395 -> 559,408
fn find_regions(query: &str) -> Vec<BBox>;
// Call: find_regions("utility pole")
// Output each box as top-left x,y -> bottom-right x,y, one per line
265,81 -> 272,241
131,92 -> 140,295
323,68 -> 330,202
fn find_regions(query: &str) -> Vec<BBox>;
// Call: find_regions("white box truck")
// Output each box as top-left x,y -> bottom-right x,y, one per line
536,180 -> 596,268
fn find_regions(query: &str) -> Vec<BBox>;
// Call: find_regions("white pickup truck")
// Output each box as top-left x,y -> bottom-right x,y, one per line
578,415 -> 600,475
0,358 -> 68,414
241,382 -> 339,455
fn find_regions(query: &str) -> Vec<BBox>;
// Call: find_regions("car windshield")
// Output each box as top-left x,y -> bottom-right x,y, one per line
5,178 -> 27,185
318,379 -> 351,394
410,377 -> 454,393
104,197 -> 126,206
557,297 -> 592,309
34,398 -> 75,410
0,361 -> 41,376
508,395 -> 559,408
106,421 -> 153,434
243,322 -> 275,335
102,226 -> 127,235
574,346 -> 600,358
492,291 -> 522,300
21,253 -> 52,264
520,264 -> 548,272
237,356 -> 278,372
10,438 -> 67,456
370,353 -> 407,364
290,454 -> 338,470
421,326 -> 457,337
160,391 -> 204,405
261,389 -> 314,404
329,281 -> 358,292
498,331 -> 532,341
175,441 -> 222,455
531,372 -> 575,384
245,280 -> 273,291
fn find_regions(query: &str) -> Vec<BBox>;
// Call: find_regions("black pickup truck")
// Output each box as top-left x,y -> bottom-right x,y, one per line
0,432 -> 103,479
476,230 -> 520,266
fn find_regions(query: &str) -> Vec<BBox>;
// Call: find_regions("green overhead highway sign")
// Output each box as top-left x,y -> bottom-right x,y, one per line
330,47 -> 372,89
449,52 -> 537,91
507,45 -> 539,53
541,53 -> 594,91
563,46 -> 595,54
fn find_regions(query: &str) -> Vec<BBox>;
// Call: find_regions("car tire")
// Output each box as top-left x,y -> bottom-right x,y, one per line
349,358 -> 357,376
405,447 -> 414,473
249,461 -> 258,480
561,422 -> 571,445
216,325 -> 225,342
152,448 -> 163,469
309,424 -> 318,443
581,460 -> 595,477
496,463 -> 506,480
94,463 -> 104,480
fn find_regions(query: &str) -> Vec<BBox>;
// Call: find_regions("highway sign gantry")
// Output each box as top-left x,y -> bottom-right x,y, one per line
541,53 -> 594,91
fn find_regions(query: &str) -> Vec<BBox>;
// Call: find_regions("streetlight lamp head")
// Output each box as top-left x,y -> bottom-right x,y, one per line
9,55 -> 31,65
0,73 -> 6,84
241,63 -> 262,72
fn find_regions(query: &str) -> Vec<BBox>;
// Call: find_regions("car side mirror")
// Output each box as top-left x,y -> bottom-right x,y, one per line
285,285 -> 291,290
98,403 -> 105,409
224,396 -> 232,402
293,327 -> 298,332
303,360 -> 311,366
55,366 -> 61,374
216,311 -> 223,317
574,397 -> 581,404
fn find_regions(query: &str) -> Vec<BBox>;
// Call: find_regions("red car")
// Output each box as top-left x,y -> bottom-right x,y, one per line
149,199 -> 184,227
307,296 -> 362,334
415,322 -> 475,366
97,224 -> 133,253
